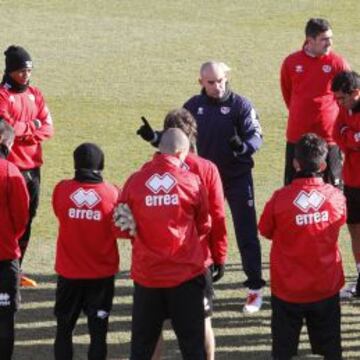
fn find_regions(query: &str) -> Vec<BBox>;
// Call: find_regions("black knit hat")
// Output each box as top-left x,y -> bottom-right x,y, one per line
73,143 -> 104,170
4,45 -> 32,73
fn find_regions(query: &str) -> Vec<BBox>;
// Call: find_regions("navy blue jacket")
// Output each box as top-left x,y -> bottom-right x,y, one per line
184,90 -> 262,181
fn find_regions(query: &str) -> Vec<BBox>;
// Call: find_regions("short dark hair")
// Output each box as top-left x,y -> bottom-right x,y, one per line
163,108 -> 197,150
331,71 -> 360,94
305,18 -> 331,38
0,118 -> 14,145
294,133 -> 328,172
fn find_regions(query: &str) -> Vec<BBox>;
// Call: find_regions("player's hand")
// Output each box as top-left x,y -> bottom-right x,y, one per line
113,203 -> 136,236
228,134 -> 245,153
33,119 -> 42,129
136,116 -> 156,142
211,263 -> 225,283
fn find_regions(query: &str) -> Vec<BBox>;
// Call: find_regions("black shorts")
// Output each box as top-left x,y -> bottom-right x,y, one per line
344,186 -> 360,224
284,142 -> 343,188
271,294 -> 341,359
131,275 -> 206,360
0,260 -> 20,315
54,275 -> 115,324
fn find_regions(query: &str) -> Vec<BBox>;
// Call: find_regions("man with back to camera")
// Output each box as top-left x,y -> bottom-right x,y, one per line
136,108 -> 227,360
259,133 -> 346,360
116,128 -> 211,359
0,119 -> 29,360
331,70 -> 360,297
0,45 -> 54,287
281,18 -> 349,187
137,61 -> 265,313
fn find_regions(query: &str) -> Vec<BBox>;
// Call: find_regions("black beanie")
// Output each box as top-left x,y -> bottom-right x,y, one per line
73,143 -> 104,171
4,45 -> 32,73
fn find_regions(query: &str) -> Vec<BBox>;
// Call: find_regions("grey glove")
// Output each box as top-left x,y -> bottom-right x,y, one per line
113,203 -> 136,236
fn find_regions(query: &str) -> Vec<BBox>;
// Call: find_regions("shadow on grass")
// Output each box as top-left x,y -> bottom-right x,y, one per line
12,265 -> 360,359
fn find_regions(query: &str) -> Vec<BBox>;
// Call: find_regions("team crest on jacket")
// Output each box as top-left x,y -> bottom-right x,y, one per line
28,94 -> 35,102
197,107 -> 204,115
295,65 -> 303,73
322,65 -> 332,73
293,190 -> 325,212
220,106 -> 230,114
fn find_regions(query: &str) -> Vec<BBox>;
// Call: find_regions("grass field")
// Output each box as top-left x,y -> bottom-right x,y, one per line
2,0 -> 360,358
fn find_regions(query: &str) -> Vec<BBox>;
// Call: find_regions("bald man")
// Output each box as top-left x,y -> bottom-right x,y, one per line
118,128 -> 211,359
184,61 -> 265,312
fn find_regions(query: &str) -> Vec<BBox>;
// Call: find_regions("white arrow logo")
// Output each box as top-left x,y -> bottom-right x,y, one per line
145,173 -> 177,194
70,188 -> 101,208
293,190 -> 325,213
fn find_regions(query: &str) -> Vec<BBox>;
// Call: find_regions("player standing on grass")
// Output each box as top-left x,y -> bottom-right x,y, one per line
116,128 -> 211,359
259,133 -> 346,360
332,71 -> 360,297
0,120 -> 29,360
281,18 -> 349,187
0,45 -> 54,287
52,143 -> 120,360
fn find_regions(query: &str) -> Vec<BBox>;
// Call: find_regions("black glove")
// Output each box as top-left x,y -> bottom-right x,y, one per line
212,263 -> 225,283
136,116 -> 156,142
228,134 -> 245,153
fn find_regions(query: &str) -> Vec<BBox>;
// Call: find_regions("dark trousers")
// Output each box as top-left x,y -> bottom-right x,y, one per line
223,172 -> 264,289
131,275 -> 206,360
271,294 -> 342,360
19,168 -> 41,266
284,142 -> 343,188
0,260 -> 20,360
54,276 -> 115,360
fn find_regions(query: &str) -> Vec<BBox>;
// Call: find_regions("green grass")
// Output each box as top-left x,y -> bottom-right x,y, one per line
2,0 -> 360,358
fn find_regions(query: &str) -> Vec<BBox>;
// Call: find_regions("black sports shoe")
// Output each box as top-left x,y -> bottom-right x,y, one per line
355,273 -> 360,297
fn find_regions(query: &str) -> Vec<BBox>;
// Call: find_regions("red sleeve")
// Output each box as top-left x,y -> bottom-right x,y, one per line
32,91 -> 54,142
258,192 -> 277,240
280,59 -> 292,109
206,165 -> 227,264
194,181 -> 212,240
8,164 -> 29,237
333,113 -> 360,151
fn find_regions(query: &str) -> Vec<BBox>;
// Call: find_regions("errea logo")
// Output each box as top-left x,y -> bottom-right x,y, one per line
293,190 -> 325,212
145,173 -> 179,207
71,188 -> 101,208
293,190 -> 328,226
146,173 -> 176,194
0,293 -> 10,307
68,188 -> 102,221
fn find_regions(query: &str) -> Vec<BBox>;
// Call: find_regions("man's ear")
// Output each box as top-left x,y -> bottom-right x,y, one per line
319,160 -> 327,172
353,88 -> 360,101
293,158 -> 301,172
198,78 -> 203,86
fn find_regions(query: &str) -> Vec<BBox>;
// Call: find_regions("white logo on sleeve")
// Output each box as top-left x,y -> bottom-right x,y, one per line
0,293 -> 10,307
68,188 -> 102,220
145,173 -> 179,207
293,190 -> 328,225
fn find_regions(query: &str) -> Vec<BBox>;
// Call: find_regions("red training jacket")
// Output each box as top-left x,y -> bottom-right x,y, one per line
184,153 -> 227,266
259,177 -> 346,303
53,179 -> 120,279
333,107 -> 360,188
0,84 -> 54,170
119,153 -> 211,288
281,48 -> 349,144
0,158 -> 29,261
